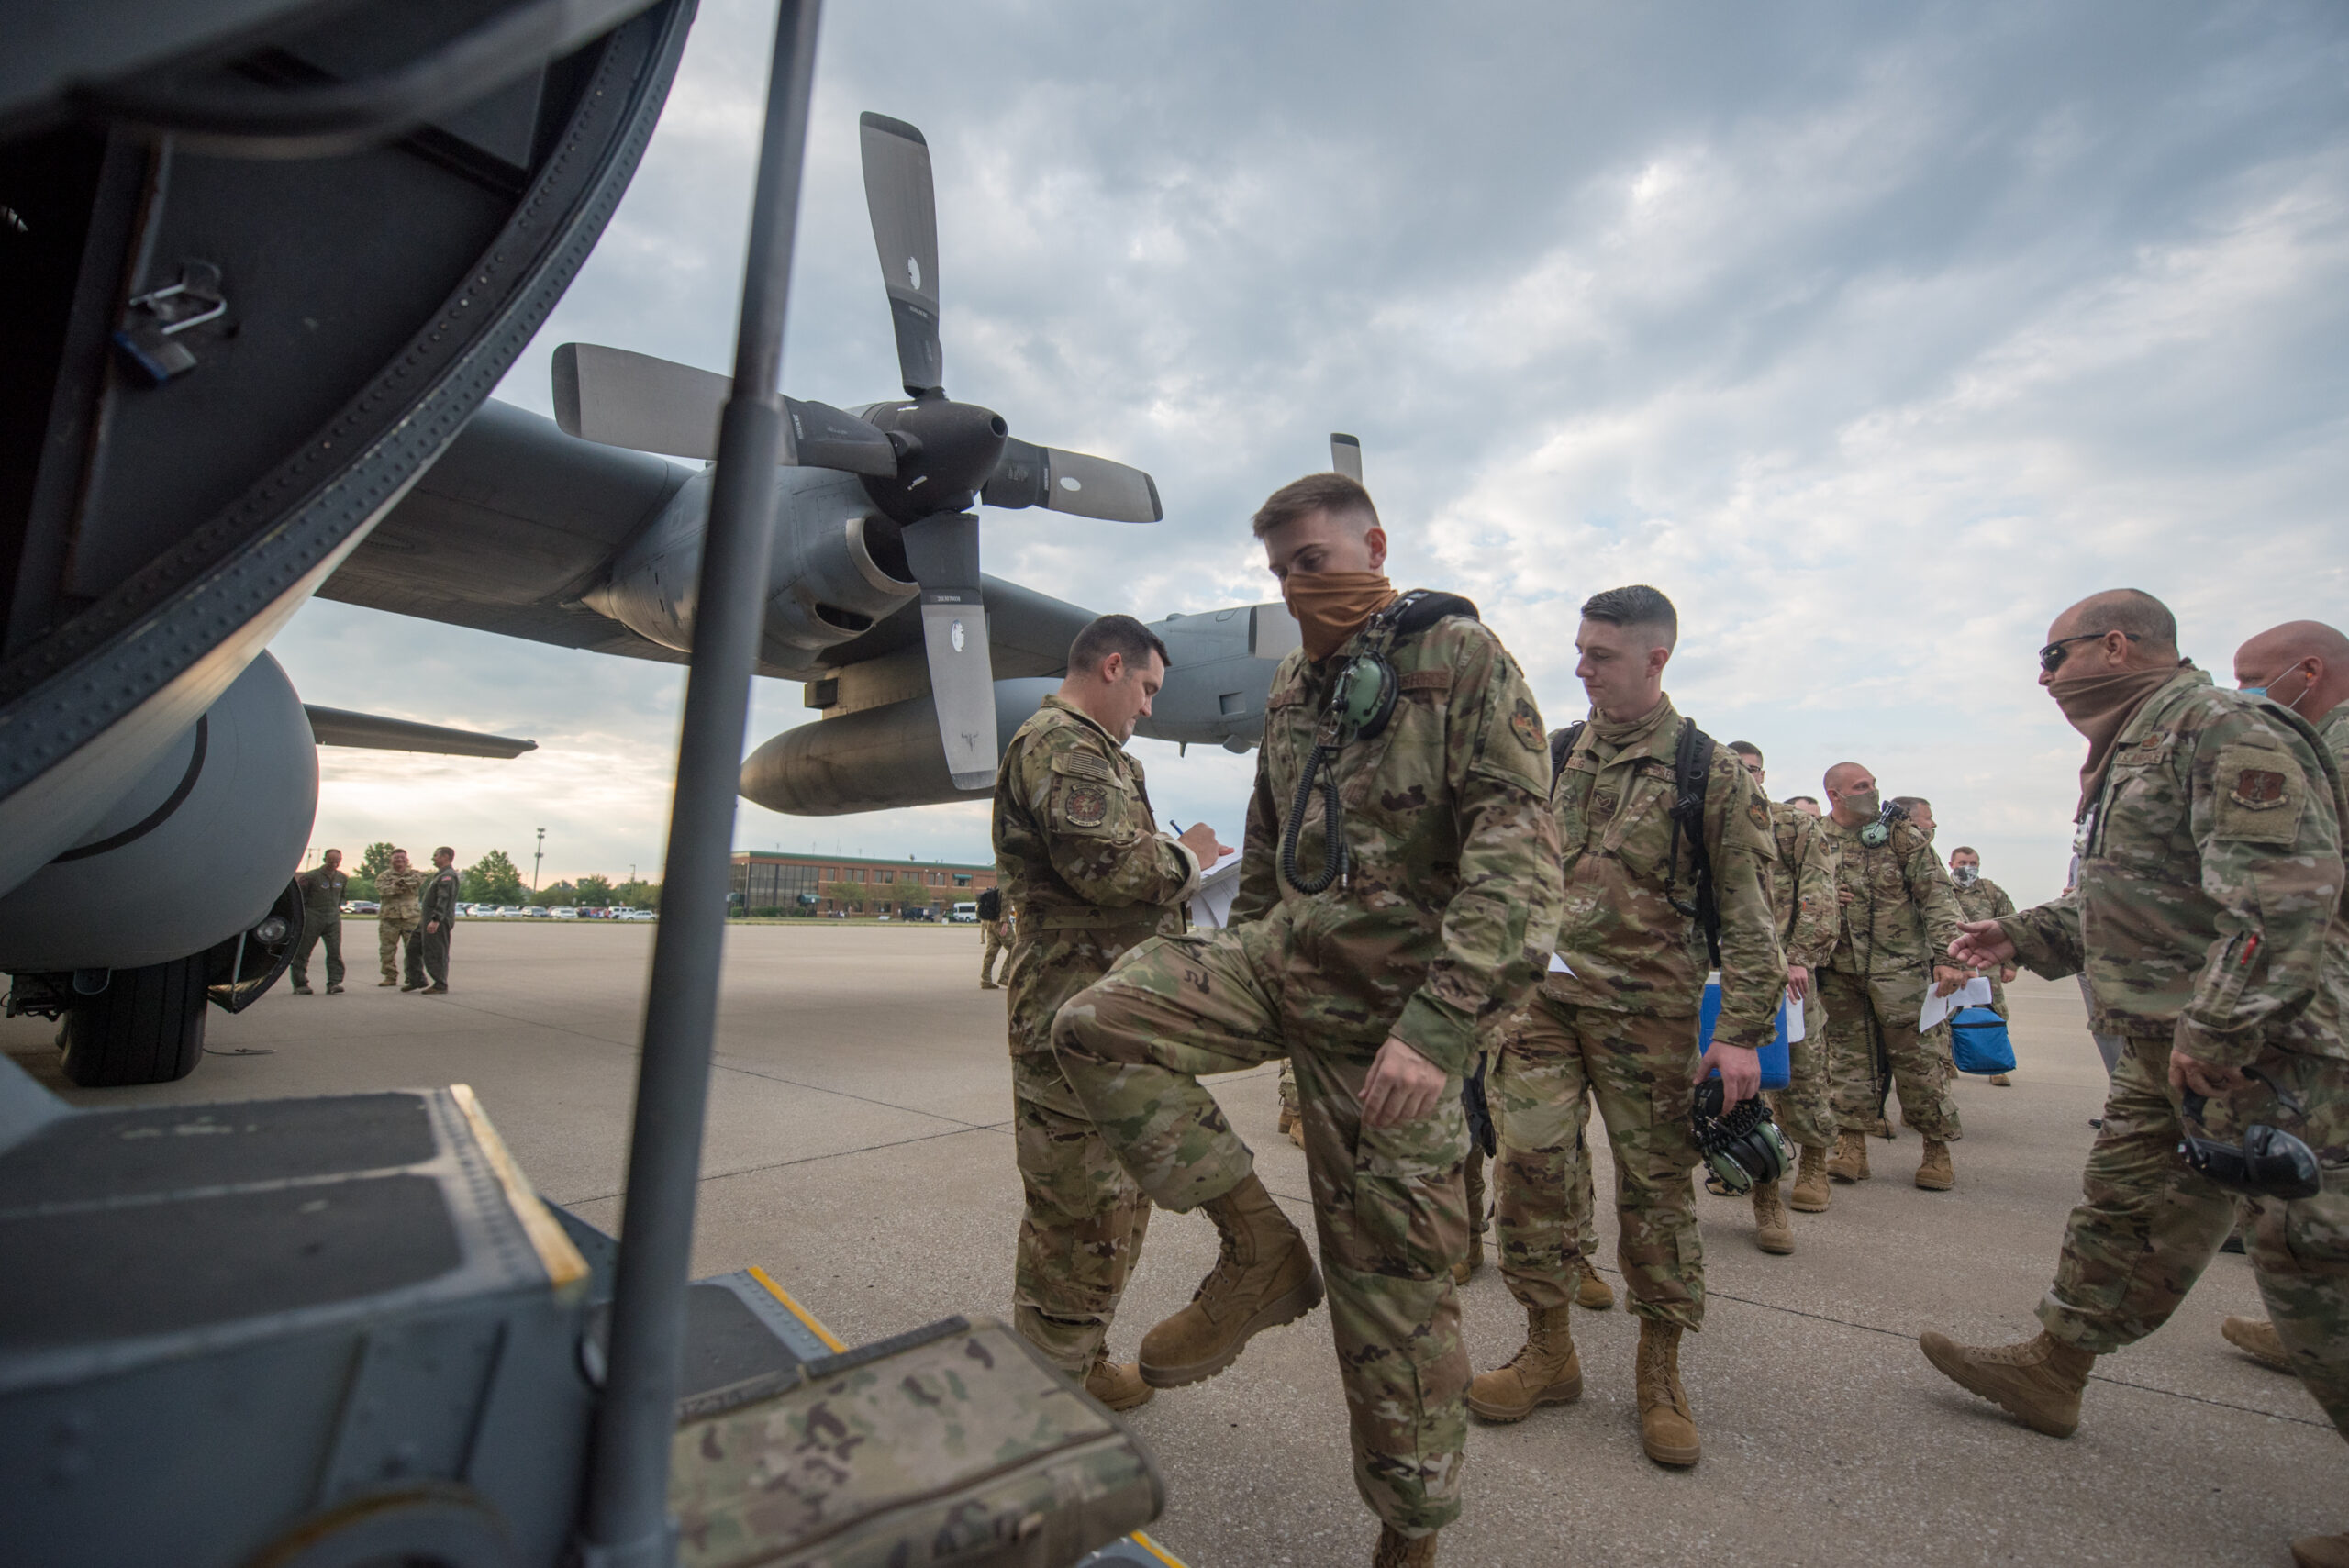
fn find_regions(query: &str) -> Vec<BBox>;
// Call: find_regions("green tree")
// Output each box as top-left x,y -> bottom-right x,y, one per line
574,873 -> 615,906
463,849 -> 525,905
614,878 -> 660,910
818,881 -> 866,908
534,879 -> 579,907
360,841 -> 396,879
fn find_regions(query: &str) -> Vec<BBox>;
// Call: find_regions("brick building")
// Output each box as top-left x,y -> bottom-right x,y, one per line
729,850 -> 996,917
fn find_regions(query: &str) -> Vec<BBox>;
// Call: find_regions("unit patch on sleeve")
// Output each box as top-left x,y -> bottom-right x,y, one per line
1508,698 -> 1544,752
2212,741 -> 2303,845
1063,783 -> 1110,829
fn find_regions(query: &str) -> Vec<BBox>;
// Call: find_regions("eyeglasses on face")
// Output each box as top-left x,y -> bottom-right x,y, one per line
2040,631 -> 2140,673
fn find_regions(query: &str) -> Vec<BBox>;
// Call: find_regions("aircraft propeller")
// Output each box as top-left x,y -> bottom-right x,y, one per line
550,110 -> 1161,790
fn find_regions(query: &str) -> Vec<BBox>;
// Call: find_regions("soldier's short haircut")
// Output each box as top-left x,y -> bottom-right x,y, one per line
1952,844 -> 1978,858
1068,614 -> 1172,678
1787,795 -> 1819,806
1893,795 -> 1930,812
324,848 -> 341,857
1580,584 -> 1677,651
1251,472 -> 1378,539
435,845 -> 454,859
2068,588 -> 2176,654
1727,741 -> 1763,763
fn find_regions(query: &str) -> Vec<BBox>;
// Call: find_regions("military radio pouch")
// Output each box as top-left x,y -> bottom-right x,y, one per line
1690,1076 -> 1790,1195
2177,1070 -> 2323,1201
1280,590 -> 1479,895
1549,717 -> 1720,965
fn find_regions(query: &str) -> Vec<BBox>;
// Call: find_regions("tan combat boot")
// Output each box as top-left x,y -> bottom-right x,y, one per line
1635,1319 -> 1700,1467
1139,1173 -> 1322,1388
1084,1355 -> 1153,1411
1751,1183 -> 1794,1254
1826,1129 -> 1871,1183
2291,1532 -> 2349,1568
1918,1329 -> 2094,1437
1276,1104 -> 1298,1137
2222,1315 -> 2293,1373
1451,1226 -> 1484,1286
1916,1139 -> 1954,1191
1373,1525 -> 1439,1567
1466,1304 -> 1580,1420
1788,1145 -> 1831,1212
1575,1261 -> 1616,1310
1987,1073 -> 2012,1086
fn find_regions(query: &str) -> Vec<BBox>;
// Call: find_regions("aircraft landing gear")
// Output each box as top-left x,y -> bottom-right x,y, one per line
53,954 -> 210,1087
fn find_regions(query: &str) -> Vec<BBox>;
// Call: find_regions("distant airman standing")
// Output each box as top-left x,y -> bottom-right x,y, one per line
376,850 -> 425,988
291,849 -> 349,995
417,846 -> 460,995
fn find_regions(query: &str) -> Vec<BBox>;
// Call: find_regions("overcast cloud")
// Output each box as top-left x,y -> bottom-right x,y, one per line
271,0 -> 2349,901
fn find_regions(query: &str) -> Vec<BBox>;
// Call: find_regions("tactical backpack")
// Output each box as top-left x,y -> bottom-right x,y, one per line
1550,717 -> 1721,965
976,886 -> 1002,922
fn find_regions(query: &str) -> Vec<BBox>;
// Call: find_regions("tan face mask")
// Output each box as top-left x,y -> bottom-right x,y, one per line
1283,571 -> 1397,662
2053,665 -> 2181,815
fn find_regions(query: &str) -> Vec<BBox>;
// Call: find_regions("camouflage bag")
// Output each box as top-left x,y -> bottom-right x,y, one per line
672,1315 -> 1163,1568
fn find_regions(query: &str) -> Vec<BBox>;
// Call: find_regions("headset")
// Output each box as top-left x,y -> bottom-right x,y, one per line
1858,796 -> 1909,850
1278,591 -> 1475,894
1690,1077 -> 1792,1195
2178,1070 -> 2323,1200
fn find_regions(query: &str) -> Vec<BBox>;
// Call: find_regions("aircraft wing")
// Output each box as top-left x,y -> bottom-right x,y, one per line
319,400 -> 696,667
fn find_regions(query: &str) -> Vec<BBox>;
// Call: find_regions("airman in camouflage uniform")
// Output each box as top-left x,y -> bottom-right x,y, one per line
993,617 -> 1212,1411
1922,594 -> 2349,1568
1053,473 -> 1560,1564
1728,742 -> 1842,1218
375,851 -> 426,988
1475,586 -> 1780,1469
1816,765 -> 1968,1189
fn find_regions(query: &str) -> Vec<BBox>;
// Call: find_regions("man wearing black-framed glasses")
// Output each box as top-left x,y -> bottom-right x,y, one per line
1918,588 -> 2349,1568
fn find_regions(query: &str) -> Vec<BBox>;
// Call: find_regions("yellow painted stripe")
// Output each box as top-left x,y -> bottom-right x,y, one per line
746,1264 -> 846,1353
1130,1531 -> 1186,1567
449,1084 -> 588,1295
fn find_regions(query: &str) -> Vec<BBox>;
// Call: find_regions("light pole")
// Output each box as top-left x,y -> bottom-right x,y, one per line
533,827 -> 546,893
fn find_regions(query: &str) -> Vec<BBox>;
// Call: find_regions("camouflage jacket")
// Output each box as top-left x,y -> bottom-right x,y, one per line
1538,696 -> 1782,1047
376,867 -> 425,920
1228,606 -> 1561,1076
992,694 -> 1199,1054
422,867 -> 461,926
2318,703 -> 2349,773
1819,811 -> 1959,981
1952,874 -> 2016,927
1999,670 -> 2349,1063
1767,800 -> 1839,970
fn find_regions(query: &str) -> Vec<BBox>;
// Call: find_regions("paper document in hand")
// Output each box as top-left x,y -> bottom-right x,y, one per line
1186,848 -> 1247,930
1918,976 -> 1994,1033
1547,952 -> 1575,976
1786,996 -> 1804,1042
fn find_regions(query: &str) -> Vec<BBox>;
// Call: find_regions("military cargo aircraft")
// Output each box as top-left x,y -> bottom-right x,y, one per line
1,0 -> 1307,1089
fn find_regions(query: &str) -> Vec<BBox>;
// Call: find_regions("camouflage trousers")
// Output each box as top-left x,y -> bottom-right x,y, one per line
1819,966 -> 1960,1140
1493,1000 -> 1705,1330
981,927 -> 1007,984
2040,1035 -> 2349,1436
1278,1058 -> 1298,1119
1774,987 -> 1834,1151
1010,1050 -> 1153,1377
378,915 -> 420,984
1053,923 -> 1471,1536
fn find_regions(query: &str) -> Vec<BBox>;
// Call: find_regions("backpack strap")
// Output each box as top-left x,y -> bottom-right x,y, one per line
1547,720 -> 1586,802
1664,720 -> 1721,967
1388,589 -> 1480,637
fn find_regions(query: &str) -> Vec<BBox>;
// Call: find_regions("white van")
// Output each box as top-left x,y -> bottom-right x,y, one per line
950,902 -> 978,924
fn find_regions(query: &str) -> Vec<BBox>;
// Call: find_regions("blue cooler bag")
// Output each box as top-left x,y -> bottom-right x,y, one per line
1950,1006 -> 2016,1076
1700,977 -> 1792,1091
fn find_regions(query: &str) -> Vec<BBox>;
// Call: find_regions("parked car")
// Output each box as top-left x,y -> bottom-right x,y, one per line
344,900 -> 381,915
618,908 -> 656,922
525,906 -> 551,919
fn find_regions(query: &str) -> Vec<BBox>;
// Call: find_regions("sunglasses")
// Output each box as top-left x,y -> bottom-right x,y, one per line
2040,631 -> 2139,673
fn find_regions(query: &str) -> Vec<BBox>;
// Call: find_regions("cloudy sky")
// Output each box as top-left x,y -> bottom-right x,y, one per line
272,0 -> 2349,902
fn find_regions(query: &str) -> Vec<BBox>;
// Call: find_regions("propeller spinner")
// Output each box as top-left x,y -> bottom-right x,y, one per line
549,111 -> 1163,792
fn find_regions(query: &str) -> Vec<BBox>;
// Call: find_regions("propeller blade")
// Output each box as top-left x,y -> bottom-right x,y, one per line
1330,432 -> 1364,482
553,342 -> 728,459
784,397 -> 899,477
551,342 -> 896,475
898,511 -> 996,789
859,112 -> 944,398
982,438 -> 1163,523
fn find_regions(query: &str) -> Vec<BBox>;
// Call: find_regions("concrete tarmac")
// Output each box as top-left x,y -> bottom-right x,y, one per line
7,922 -> 2341,1566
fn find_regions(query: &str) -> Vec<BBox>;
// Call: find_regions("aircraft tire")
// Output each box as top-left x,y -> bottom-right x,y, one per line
57,953 -> 209,1087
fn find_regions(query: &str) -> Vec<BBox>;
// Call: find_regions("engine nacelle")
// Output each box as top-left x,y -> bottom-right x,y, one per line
0,653 -> 317,972
740,679 -> 1059,815
1130,601 -> 1297,751
584,467 -> 919,677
